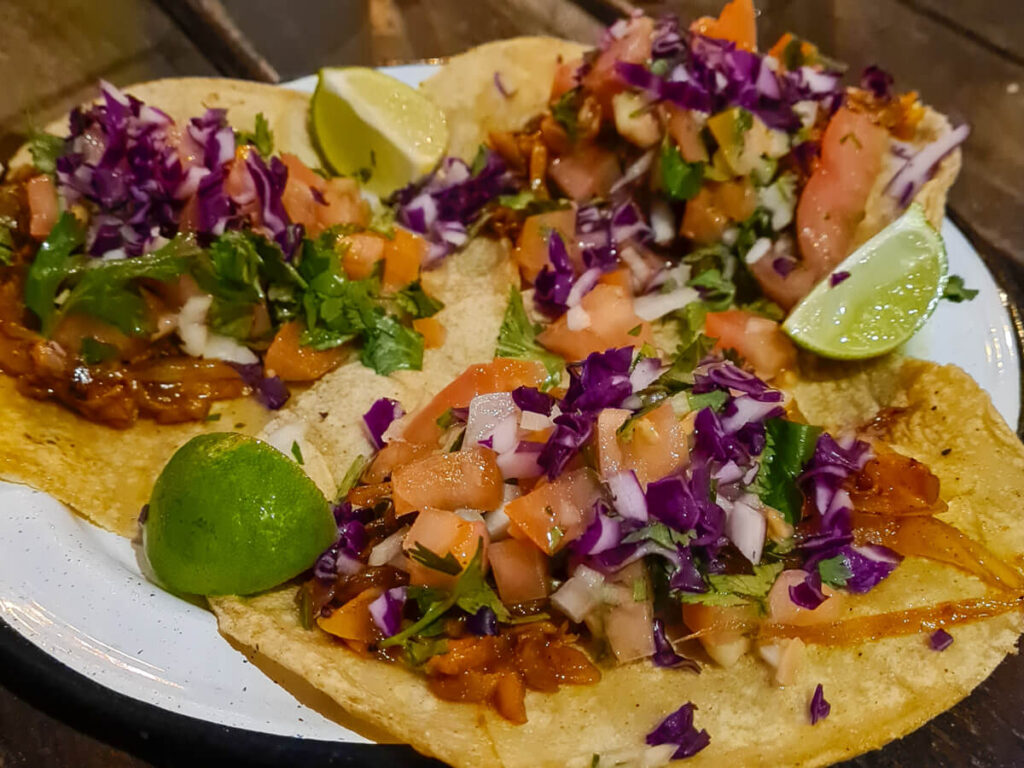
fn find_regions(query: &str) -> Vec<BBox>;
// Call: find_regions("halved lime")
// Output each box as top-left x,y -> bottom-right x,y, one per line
311,67 -> 449,196
782,204 -> 948,359
143,433 -> 336,596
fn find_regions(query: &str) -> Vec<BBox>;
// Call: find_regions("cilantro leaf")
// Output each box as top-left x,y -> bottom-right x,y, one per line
236,112 -> 274,157
27,129 -> 66,175
79,337 -> 118,365
621,523 -> 692,551
686,389 -> 729,412
659,140 -> 703,201
818,554 -> 853,589
495,286 -> 563,389
24,213 -> 85,334
392,281 -> 443,319
361,314 -> 424,375
551,87 -> 583,141
678,562 -> 784,607
405,636 -> 448,666
496,191 -> 566,216
408,542 -> 462,576
942,274 -> 978,303
336,455 -> 367,499
290,440 -> 305,465
750,418 -> 821,526
0,225 -> 14,266
686,268 -> 735,311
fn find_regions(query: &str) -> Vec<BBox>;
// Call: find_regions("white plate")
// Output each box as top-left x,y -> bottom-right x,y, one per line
0,66 -> 1020,747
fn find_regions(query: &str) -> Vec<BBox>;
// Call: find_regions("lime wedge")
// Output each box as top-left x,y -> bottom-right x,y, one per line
782,204 -> 948,359
311,67 -> 449,196
143,433 -> 335,596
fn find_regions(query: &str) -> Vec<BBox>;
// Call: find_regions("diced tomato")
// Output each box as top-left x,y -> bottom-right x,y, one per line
26,175 -> 58,240
402,358 -> 547,445
691,0 -> 757,52
503,468 -> 602,554
537,283 -> 652,362
364,440 -> 434,484
413,316 -> 446,349
280,153 -> 369,236
551,57 -> 583,101
404,507 -> 489,588
263,320 -> 346,382
597,268 -> 631,289
680,179 -> 757,245
488,538 -> 549,604
704,309 -> 797,379
662,105 -> 709,163
392,448 -> 504,517
582,16 -> 655,114
766,570 -> 844,626
596,403 -> 690,486
549,144 -> 621,202
342,232 -> 386,280
317,587 -> 383,643
682,602 -> 758,667
515,207 -> 579,282
383,229 -> 427,290
753,107 -> 888,309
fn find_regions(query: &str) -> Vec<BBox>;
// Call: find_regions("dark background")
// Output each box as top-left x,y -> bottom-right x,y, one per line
1,0 -> 1022,766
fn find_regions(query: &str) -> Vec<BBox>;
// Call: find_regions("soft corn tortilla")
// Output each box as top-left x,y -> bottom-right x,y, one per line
211,357 -> 1024,767
1,78 -> 325,537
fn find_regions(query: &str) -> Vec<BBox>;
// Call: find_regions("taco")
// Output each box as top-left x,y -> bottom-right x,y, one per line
199,5 -> 1024,767
0,78 -> 458,535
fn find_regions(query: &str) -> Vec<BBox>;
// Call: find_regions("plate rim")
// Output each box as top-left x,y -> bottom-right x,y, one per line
1,64 -> 1022,767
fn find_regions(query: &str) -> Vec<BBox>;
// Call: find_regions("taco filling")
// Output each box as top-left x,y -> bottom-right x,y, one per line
295,343 -> 1022,745
397,0 -> 969,374
0,81 -> 442,427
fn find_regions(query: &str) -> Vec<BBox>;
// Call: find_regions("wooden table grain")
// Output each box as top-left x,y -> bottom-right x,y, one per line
1,1 -> 1022,766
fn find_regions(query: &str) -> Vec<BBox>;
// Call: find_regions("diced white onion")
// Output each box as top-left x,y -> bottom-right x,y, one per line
633,287 -> 701,321
566,304 -> 592,331
744,236 -> 772,265
725,497 -> 766,564
552,565 -> 606,623
465,392 -> 517,448
202,333 -> 258,364
368,526 -> 409,567
649,199 -> 675,245
519,410 -> 553,432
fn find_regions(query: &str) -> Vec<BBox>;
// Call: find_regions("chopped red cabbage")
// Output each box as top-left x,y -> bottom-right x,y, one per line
511,386 -> 554,415
245,151 -> 301,257
467,606 -> 498,636
645,702 -> 711,759
606,470 -> 649,522
841,544 -> 902,593
368,586 -> 407,638
829,270 -> 851,287
362,397 -> 405,450
809,683 -> 831,724
534,230 -> 575,317
885,124 -> 970,208
651,14 -> 684,60
395,150 -> 513,266
773,255 -> 795,277
537,411 -> 594,480
860,65 -> 894,100
493,71 -> 513,98
788,570 -> 829,610
562,347 -> 634,412
571,502 -> 623,556
230,362 -> 291,410
692,360 -> 775,400
651,618 -> 700,670
646,476 -> 700,532
668,546 -> 707,593
929,628 -> 953,651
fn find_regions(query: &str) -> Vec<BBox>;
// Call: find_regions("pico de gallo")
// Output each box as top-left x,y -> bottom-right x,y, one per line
393,0 -> 973,377
298,342 -> 1023,748
0,82 -> 441,427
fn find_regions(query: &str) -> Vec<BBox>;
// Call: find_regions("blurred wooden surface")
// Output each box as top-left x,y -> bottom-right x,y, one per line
0,0 -> 1022,766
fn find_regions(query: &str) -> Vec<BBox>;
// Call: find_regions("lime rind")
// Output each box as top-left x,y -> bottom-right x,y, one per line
312,67 -> 448,196
782,204 -> 948,360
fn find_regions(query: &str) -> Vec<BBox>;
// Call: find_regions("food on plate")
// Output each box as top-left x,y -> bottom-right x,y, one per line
0,77 -> 461,534
410,2 -> 973,370
207,346 -> 1024,767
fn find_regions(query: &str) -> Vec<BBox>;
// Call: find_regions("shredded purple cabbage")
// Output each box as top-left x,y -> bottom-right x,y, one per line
929,628 -> 953,651
534,230 -> 576,317
646,476 -> 700,532
394,149 -> 513,266
511,386 -> 554,415
571,502 -> 622,556
493,71 -> 513,98
829,270 -> 851,287
809,683 -> 831,724
789,570 -> 829,610
841,544 -> 902,593
368,586 -> 407,638
651,15 -> 684,60
467,606 -> 498,636
362,397 -> 405,450
646,702 -> 711,759
563,347 -> 634,412
885,124 -> 970,208
230,362 -> 290,410
860,65 -> 894,100
651,618 -> 700,670
537,412 -> 594,480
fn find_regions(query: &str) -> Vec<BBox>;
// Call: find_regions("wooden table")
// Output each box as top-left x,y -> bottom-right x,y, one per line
0,0 -> 1022,765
